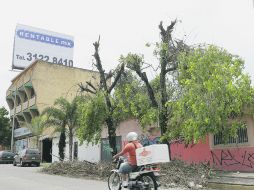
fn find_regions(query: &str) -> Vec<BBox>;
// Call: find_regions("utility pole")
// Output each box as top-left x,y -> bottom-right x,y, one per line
11,88 -> 17,152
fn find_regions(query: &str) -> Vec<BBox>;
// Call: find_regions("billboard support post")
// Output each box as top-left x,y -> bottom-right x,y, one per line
11,88 -> 17,152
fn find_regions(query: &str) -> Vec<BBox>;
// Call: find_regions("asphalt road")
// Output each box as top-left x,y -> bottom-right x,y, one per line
0,164 -> 106,190
0,164 -> 185,190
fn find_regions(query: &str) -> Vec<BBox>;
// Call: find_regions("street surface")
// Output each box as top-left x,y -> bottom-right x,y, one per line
0,164 -> 185,190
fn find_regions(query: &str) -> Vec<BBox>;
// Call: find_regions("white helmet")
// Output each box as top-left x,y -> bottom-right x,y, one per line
126,132 -> 138,142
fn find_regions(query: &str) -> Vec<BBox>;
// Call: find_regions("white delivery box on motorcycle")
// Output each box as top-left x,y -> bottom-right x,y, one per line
136,144 -> 170,166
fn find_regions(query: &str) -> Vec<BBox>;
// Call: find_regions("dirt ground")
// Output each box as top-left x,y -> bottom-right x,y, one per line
41,160 -> 211,189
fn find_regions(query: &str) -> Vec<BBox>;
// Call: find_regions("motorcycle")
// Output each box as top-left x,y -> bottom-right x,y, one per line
108,157 -> 160,190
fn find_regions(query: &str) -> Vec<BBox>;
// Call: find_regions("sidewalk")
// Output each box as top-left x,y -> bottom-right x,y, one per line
208,171 -> 254,190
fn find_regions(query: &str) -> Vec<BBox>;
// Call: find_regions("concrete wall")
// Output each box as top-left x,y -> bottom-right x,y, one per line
52,137 -> 101,163
101,119 -> 144,141
32,61 -> 100,113
170,117 -> 254,172
51,119 -> 159,163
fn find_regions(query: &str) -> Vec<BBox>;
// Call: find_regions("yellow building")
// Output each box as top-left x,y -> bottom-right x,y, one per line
6,60 -> 100,161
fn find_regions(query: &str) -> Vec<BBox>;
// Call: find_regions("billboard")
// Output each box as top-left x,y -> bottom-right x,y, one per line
12,24 -> 74,70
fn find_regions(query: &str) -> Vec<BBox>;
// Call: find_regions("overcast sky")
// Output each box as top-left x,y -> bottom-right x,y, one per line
1,0 -> 254,109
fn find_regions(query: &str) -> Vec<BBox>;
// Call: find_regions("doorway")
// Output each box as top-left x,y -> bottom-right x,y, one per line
74,142 -> 78,160
42,138 -> 52,163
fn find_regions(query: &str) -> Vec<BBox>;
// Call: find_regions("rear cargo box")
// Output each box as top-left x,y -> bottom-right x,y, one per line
136,144 -> 170,166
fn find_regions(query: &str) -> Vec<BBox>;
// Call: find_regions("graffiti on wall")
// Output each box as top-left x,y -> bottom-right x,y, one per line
139,134 -> 160,146
138,127 -> 161,146
211,150 -> 254,168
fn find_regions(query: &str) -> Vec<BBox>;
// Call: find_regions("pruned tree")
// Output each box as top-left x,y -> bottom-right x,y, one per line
121,20 -> 188,143
78,37 -> 125,156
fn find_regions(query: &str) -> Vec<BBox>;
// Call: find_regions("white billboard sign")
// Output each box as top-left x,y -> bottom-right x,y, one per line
12,24 -> 74,70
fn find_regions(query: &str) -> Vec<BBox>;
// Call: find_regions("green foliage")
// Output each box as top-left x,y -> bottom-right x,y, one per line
27,116 -> 46,136
43,97 -> 79,133
0,107 -> 11,148
113,71 -> 158,127
42,97 -> 80,160
167,45 -> 254,143
120,54 -> 144,73
77,93 -> 108,145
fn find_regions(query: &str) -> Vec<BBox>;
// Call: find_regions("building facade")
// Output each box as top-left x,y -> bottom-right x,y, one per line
6,60 -> 100,161
170,116 -> 254,172
51,119 -> 160,163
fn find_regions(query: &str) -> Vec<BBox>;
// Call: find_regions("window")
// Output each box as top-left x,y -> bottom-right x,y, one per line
16,96 -> 21,106
24,93 -> 28,102
214,127 -> 248,145
26,149 -> 39,154
31,88 -> 35,98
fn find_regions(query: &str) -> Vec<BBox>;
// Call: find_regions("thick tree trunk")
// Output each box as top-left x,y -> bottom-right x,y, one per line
106,117 -> 117,156
159,56 -> 168,135
58,130 -> 66,161
136,71 -> 158,108
92,38 -> 122,156
158,20 -> 177,159
69,130 -> 73,161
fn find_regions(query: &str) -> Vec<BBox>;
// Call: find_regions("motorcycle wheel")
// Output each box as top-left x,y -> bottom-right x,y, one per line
139,173 -> 158,190
108,171 -> 122,190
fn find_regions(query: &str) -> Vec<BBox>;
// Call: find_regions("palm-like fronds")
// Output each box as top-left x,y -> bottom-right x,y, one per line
42,97 -> 80,161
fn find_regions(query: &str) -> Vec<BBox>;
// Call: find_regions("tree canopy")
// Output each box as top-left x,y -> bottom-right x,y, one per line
43,97 -> 80,161
77,93 -> 108,144
0,107 -> 11,148
78,37 -> 125,155
166,45 -> 254,143
77,21 -> 254,148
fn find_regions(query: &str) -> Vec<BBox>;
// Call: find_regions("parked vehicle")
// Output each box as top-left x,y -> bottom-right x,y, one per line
13,149 -> 41,167
0,151 -> 15,164
108,157 -> 160,190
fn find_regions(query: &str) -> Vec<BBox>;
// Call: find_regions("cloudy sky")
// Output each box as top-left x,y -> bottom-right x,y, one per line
1,0 -> 254,109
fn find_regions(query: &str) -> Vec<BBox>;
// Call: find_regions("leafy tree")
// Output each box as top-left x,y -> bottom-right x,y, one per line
43,97 -> 79,161
78,37 -> 124,156
120,20 -> 188,143
27,116 -> 46,148
113,71 -> 158,128
77,93 -> 108,145
0,107 -> 11,148
167,45 -> 254,143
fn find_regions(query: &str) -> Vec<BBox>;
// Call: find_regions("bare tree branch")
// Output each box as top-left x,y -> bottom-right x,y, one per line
106,70 -> 114,81
86,81 -> 97,92
143,62 -> 160,72
108,63 -> 125,93
78,83 -> 96,94
93,36 -> 109,93
165,65 -> 178,73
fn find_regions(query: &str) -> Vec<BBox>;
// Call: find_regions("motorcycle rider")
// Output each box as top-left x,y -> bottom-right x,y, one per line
113,132 -> 143,188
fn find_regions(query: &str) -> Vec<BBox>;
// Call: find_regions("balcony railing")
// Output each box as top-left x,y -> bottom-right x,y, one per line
16,105 -> 22,113
22,101 -> 29,110
29,96 -> 36,107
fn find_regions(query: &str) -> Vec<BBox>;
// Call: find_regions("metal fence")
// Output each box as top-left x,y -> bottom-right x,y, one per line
214,127 -> 248,145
